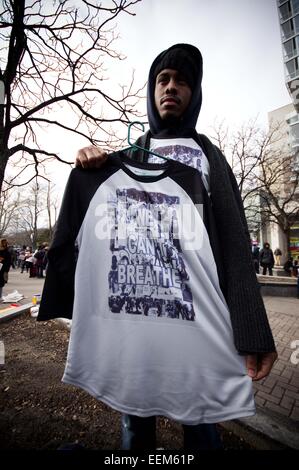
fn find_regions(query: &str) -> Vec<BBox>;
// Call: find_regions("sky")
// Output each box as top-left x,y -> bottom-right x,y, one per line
114,0 -> 289,132
14,0 -> 292,205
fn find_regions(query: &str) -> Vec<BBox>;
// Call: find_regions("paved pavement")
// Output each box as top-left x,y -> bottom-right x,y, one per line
1,270 -> 299,449
229,296 -> 299,450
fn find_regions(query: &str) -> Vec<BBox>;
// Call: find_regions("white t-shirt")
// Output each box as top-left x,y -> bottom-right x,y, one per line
148,137 -> 211,195
61,155 -> 255,425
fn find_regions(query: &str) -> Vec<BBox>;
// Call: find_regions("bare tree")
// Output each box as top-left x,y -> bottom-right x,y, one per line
15,177 -> 46,248
210,119 -> 299,242
1,175 -> 60,244
210,119 -> 265,234
0,183 -> 22,236
0,0 -> 144,193
45,180 -> 59,240
258,150 -> 299,250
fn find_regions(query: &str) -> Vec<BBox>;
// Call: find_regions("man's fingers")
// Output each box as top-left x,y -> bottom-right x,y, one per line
252,352 -> 278,381
246,354 -> 258,379
94,152 -> 108,168
75,151 -> 89,168
75,146 -> 108,168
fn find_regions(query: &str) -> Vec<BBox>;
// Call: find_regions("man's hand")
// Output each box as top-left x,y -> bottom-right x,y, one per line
246,352 -> 278,381
75,146 -> 108,169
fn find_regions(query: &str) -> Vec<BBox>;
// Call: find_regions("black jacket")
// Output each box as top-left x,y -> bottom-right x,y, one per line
38,43 -> 276,355
0,248 -> 11,288
259,248 -> 275,268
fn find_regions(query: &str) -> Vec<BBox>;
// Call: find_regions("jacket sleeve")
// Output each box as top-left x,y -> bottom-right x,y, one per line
197,134 -> 276,354
224,160 -> 276,354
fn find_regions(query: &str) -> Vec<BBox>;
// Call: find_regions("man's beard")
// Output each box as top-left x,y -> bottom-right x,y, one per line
161,114 -> 181,128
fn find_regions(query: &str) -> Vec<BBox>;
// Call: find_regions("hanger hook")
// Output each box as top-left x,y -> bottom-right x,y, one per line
125,120 -> 169,161
128,121 -> 145,147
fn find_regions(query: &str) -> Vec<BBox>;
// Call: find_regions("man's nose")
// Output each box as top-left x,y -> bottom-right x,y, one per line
166,79 -> 178,94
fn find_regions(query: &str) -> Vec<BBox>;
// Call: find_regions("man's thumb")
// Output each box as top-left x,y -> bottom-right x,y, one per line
246,354 -> 258,378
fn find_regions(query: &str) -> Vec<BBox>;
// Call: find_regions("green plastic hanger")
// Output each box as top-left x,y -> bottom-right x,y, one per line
122,121 -> 170,161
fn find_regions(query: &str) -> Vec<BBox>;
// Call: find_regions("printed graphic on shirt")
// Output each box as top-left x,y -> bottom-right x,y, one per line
148,138 -> 211,195
107,187 -> 195,321
149,144 -> 204,173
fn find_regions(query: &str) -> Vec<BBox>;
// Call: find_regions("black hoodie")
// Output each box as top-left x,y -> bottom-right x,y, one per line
146,43 -> 203,137
126,45 -> 276,355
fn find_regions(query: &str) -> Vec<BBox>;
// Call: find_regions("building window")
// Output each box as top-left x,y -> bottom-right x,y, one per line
284,38 -> 297,58
282,18 -> 294,39
294,14 -> 299,32
286,57 -> 299,78
287,113 -> 299,124
280,1 -> 292,21
290,121 -> 299,140
292,0 -> 299,15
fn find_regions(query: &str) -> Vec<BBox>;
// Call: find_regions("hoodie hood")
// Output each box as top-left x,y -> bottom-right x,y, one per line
147,43 -> 203,136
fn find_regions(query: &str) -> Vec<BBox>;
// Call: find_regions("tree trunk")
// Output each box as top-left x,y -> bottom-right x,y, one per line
0,148 -> 9,194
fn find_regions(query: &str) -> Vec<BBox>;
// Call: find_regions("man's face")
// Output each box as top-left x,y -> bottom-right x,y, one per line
154,69 -> 192,121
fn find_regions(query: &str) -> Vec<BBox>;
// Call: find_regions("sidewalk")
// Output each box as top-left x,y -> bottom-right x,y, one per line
223,296 -> 299,449
0,269 -> 44,322
1,270 -> 299,449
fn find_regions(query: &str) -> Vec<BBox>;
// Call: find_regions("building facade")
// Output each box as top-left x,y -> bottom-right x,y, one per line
261,104 -> 299,261
260,2 -> 299,262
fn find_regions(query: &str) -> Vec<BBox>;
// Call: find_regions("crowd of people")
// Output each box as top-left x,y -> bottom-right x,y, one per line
0,241 -> 49,301
252,242 -> 299,277
15,244 -> 49,278
251,242 -> 299,298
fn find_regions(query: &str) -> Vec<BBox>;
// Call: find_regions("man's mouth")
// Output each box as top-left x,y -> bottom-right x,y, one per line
161,96 -> 180,105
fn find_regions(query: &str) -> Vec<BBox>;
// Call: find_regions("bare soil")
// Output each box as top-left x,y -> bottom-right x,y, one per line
0,312 -> 254,450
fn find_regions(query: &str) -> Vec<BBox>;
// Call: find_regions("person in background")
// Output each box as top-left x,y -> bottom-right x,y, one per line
19,245 -> 26,272
0,239 -> 11,301
292,259 -> 298,278
27,250 -> 36,278
8,245 -> 17,269
34,245 -> 46,278
42,245 -> 49,273
259,242 -> 275,276
252,245 -> 260,274
274,247 -> 282,266
284,256 -> 293,277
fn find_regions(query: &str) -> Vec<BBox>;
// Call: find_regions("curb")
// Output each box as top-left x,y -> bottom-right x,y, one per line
220,406 -> 299,450
0,303 -> 33,323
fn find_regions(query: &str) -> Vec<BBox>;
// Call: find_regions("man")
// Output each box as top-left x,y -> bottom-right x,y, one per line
0,238 -> 11,300
252,244 -> 260,274
259,242 -> 275,276
274,247 -> 282,266
39,44 -> 277,450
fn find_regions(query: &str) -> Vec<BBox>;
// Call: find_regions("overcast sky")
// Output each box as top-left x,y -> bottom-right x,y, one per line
31,0 -> 292,197
115,0 -> 289,132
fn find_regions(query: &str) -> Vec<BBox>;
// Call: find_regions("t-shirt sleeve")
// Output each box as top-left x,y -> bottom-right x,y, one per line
37,170 -> 81,321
